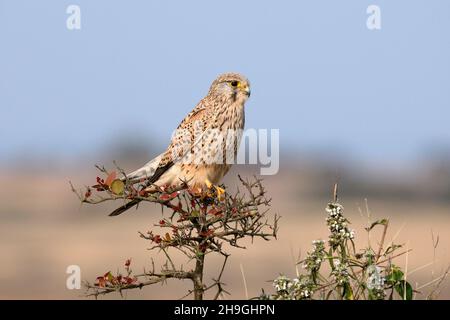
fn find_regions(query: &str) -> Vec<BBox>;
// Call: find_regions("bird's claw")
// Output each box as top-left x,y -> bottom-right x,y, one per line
205,179 -> 226,201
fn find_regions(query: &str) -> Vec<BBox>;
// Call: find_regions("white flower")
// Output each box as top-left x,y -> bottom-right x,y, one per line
367,265 -> 384,291
333,259 -> 341,267
273,275 -> 291,292
349,230 -> 355,239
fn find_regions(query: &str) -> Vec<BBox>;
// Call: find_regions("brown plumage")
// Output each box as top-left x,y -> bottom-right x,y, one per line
109,73 -> 251,216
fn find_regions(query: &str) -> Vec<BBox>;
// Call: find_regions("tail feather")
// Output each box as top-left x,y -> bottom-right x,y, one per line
126,153 -> 163,181
109,198 -> 141,216
108,154 -> 163,217
109,154 -> 174,217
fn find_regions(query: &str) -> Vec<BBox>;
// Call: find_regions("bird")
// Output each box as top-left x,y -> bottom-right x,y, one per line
109,73 -> 251,216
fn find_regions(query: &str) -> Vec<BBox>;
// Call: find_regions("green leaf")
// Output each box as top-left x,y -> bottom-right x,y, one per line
191,210 -> 200,217
343,282 -> 354,300
392,268 -> 404,282
386,265 -> 404,284
395,280 -> 413,300
110,179 -> 124,195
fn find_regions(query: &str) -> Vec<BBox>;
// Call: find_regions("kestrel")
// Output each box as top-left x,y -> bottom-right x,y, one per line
109,73 -> 251,216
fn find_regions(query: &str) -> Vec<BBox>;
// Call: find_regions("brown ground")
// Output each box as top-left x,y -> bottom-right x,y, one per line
0,166 -> 449,299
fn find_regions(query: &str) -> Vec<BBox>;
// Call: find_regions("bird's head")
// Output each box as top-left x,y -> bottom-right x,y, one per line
208,73 -> 251,102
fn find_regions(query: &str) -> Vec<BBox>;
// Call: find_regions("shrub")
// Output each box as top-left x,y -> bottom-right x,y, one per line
262,185 -> 448,300
71,166 -> 279,300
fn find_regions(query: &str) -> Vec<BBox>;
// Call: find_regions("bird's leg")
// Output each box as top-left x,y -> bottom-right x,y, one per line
205,179 -> 225,201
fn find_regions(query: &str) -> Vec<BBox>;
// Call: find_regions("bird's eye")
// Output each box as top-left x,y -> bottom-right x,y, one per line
230,81 -> 239,87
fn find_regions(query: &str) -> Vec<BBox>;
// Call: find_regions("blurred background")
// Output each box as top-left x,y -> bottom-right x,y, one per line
0,0 -> 449,299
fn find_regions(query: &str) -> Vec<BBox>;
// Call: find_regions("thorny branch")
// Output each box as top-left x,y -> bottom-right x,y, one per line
72,166 -> 279,300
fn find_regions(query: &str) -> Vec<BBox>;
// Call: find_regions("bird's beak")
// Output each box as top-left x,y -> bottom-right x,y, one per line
242,84 -> 251,97
236,82 -> 251,97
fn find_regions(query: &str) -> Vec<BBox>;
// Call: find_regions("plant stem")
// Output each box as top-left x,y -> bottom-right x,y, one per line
193,216 -> 207,300
193,251 -> 205,300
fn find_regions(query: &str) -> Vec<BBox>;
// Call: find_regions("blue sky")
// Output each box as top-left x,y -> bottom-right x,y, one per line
1,0 -> 449,166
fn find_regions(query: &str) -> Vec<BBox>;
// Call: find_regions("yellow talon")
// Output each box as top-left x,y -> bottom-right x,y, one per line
215,186 -> 225,200
204,179 -> 225,201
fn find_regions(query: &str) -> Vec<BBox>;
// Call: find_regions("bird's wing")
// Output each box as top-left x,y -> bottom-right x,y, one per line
161,102 -> 215,166
126,101 -> 214,186
126,153 -> 164,181
109,103 -> 213,216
